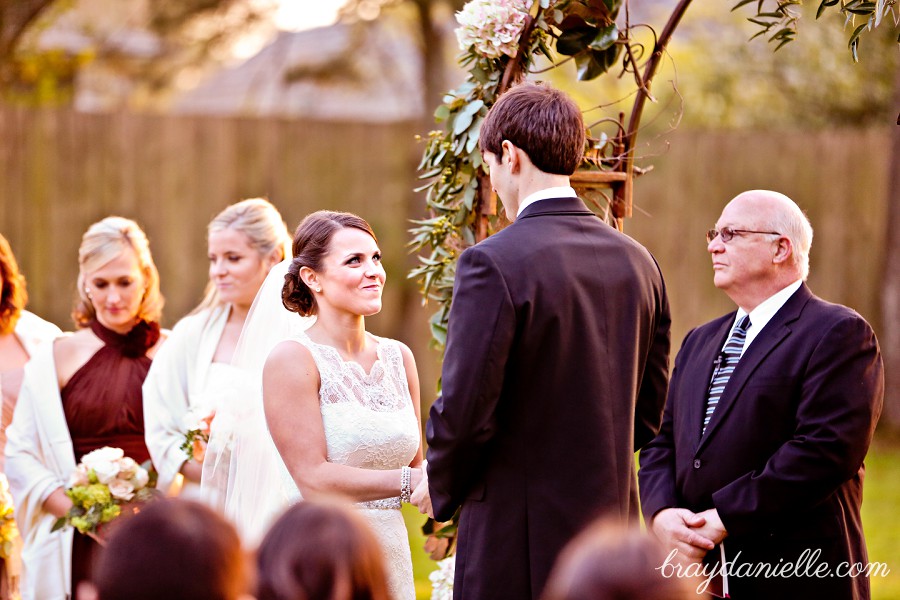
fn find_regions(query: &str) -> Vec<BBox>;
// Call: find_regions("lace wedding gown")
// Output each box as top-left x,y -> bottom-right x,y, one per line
284,331 -> 419,600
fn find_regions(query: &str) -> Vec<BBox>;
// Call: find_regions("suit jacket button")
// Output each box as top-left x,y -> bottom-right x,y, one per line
693,459 -> 701,469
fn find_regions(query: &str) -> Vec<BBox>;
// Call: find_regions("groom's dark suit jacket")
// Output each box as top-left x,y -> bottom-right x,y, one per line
640,284 -> 883,600
426,197 -> 671,600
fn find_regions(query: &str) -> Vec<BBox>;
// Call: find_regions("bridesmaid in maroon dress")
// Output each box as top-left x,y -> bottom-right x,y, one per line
5,216 -> 165,599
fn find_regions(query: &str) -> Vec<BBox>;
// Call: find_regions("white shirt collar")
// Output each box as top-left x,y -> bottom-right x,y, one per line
516,186 -> 578,218
732,280 -> 803,356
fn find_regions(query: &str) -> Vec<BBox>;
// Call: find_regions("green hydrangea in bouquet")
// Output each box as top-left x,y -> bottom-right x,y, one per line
52,446 -> 158,535
0,475 -> 19,559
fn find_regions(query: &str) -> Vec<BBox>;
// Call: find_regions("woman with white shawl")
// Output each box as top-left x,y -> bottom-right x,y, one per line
0,233 -> 61,599
142,199 -> 290,500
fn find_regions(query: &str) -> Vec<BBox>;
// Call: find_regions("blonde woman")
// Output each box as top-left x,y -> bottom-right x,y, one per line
6,216 -> 165,599
143,199 -> 290,501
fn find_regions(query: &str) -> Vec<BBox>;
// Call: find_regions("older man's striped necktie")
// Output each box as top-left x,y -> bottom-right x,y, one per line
703,315 -> 752,434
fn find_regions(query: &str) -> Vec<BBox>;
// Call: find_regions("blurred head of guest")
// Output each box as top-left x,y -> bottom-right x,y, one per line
87,499 -> 251,600
541,519 -> 695,600
0,232 -> 27,335
73,216 -> 163,332
256,498 -> 391,600
196,197 -> 290,315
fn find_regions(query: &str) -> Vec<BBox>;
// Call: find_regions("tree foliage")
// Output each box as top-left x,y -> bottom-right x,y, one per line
735,0 -> 899,61
0,0 -> 277,106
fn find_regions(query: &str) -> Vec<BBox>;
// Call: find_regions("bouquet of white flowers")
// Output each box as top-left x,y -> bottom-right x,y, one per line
52,446 -> 158,535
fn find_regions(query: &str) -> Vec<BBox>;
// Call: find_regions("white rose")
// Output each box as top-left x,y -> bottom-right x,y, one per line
129,467 -> 150,490
91,461 -> 120,485
68,464 -> 91,487
117,457 -> 139,479
108,479 -> 135,502
81,446 -> 125,467
81,447 -> 125,484
182,407 -> 206,432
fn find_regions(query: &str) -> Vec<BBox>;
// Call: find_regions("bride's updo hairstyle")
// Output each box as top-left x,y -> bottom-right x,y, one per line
282,211 -> 377,316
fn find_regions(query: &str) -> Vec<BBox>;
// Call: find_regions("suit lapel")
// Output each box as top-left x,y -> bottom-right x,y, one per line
697,285 -> 812,452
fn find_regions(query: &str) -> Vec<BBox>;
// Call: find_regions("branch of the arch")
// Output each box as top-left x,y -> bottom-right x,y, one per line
475,10 -> 542,243
615,0 -> 693,223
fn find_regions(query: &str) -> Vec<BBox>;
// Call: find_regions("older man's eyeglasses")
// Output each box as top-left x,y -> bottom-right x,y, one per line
706,227 -> 781,244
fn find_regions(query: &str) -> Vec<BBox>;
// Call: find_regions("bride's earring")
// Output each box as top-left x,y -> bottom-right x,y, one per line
315,286 -> 322,293
84,287 -> 92,300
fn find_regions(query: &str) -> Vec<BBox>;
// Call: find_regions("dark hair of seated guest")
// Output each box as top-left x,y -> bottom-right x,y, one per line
256,498 -> 391,600
90,499 -> 250,600
542,518 -> 695,600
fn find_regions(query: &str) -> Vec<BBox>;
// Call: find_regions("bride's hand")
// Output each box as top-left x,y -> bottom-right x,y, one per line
410,463 -> 433,518
410,467 -> 424,493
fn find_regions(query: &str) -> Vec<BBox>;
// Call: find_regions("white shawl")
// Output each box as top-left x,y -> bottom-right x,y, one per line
5,342 -> 75,600
14,311 -> 63,357
142,306 -> 228,494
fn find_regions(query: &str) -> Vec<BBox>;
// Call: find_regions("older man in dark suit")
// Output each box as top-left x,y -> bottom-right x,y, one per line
639,190 -> 884,599
415,82 -> 671,600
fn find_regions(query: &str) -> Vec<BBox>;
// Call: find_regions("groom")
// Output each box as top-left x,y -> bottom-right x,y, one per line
420,82 -> 671,600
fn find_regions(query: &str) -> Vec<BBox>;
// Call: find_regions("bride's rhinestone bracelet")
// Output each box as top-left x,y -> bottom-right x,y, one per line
400,466 -> 412,503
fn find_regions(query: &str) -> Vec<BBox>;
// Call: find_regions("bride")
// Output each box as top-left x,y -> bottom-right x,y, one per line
207,211 -> 423,600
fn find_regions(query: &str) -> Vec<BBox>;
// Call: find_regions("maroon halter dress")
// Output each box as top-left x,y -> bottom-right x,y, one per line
60,319 -> 159,590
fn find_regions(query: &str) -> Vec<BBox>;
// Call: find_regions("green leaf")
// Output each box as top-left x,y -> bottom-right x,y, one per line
557,26 -> 597,56
466,125 -> 481,154
774,35 -> 794,51
603,0 -> 621,13
848,21 -> 868,46
770,27 -> 794,41
472,66 -> 491,84
452,100 -> 484,136
731,0 -> 758,11
575,46 -> 621,80
429,312 -> 447,346
434,104 -> 450,121
588,23 -> 619,52
462,180 -> 477,210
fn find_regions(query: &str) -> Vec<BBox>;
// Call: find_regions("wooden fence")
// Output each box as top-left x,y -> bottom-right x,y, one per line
0,106 -> 893,398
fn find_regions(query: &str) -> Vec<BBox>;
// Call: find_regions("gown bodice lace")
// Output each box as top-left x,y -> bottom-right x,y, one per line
286,331 -> 419,600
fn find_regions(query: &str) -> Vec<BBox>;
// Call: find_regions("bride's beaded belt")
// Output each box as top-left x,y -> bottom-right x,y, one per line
358,497 -> 402,510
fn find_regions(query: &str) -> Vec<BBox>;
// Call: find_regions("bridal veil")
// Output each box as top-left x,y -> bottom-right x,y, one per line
201,258 -> 313,544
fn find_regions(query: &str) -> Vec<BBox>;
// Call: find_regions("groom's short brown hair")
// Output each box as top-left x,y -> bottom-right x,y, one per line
479,82 -> 585,176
